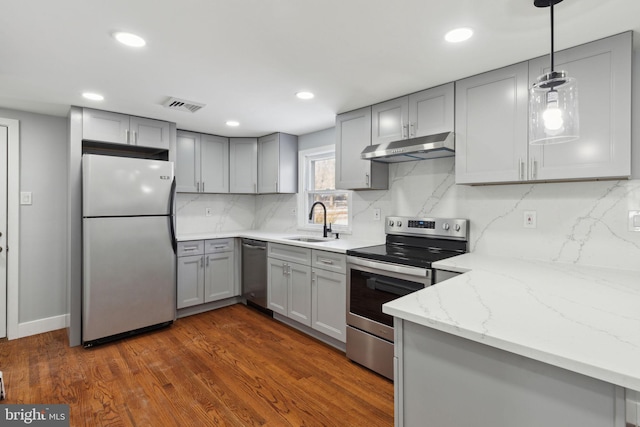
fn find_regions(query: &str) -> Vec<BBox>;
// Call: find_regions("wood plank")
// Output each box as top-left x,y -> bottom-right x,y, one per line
0,304 -> 393,426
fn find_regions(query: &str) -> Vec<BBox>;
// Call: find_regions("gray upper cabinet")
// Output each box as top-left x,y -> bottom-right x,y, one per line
258,133 -> 298,194
176,130 -> 229,193
201,134 -> 230,193
229,138 -> 258,194
335,106 -> 388,190
455,62 -> 530,185
371,83 -> 454,146
371,97 -> 409,145
456,32 -> 632,185
527,32 -> 632,181
129,116 -> 172,150
83,108 -> 170,150
176,131 -> 201,192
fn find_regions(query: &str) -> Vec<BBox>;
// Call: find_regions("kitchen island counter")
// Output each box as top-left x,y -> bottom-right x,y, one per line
384,253 -> 640,426
383,253 -> 640,392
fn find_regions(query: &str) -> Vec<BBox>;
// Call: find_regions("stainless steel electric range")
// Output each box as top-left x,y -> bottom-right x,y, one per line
345,216 -> 469,380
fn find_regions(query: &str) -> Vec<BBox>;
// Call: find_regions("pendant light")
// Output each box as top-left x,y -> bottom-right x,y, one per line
529,0 -> 579,145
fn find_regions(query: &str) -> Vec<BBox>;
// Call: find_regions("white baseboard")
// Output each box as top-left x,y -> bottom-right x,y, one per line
16,314 -> 68,339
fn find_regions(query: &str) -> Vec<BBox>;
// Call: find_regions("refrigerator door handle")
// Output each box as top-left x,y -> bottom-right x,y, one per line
169,177 -> 177,253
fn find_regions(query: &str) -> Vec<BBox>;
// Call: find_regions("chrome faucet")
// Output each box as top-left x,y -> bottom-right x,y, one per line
308,201 -> 332,238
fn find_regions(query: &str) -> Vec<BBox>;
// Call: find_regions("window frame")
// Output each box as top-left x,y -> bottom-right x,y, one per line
297,145 -> 352,234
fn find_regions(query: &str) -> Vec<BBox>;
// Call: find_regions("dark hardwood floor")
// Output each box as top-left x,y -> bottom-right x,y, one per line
0,304 -> 394,426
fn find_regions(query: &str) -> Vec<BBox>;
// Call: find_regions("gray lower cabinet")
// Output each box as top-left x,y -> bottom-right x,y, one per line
82,108 -> 171,150
267,243 -> 346,343
455,32 -> 632,185
311,267 -> 346,342
394,319 -> 625,427
177,239 -> 236,309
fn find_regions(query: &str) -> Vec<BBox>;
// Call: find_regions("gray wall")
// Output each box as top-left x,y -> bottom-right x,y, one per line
298,127 -> 334,151
0,108 -> 68,323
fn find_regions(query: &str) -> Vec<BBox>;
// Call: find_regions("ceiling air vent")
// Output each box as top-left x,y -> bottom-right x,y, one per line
162,97 -> 206,113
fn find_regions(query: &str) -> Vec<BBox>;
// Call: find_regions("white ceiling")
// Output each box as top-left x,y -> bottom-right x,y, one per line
1,0 -> 639,137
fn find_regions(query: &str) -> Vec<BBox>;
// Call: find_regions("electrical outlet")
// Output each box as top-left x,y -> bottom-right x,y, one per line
524,211 -> 537,229
20,191 -> 32,205
629,210 -> 640,231
373,208 -> 381,221
205,207 -> 213,217
290,208 -> 297,216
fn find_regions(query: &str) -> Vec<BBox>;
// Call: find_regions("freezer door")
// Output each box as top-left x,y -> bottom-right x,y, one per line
83,154 -> 174,217
83,216 -> 176,342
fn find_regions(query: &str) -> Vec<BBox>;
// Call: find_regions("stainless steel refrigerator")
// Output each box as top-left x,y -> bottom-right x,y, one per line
82,154 -> 176,346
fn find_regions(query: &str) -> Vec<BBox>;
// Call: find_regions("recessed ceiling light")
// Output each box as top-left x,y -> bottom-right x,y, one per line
226,120 -> 240,127
445,28 -> 473,43
113,32 -> 146,47
82,92 -> 104,101
296,91 -> 315,100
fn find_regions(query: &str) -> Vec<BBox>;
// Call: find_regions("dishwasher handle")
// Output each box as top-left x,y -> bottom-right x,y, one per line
242,242 -> 266,250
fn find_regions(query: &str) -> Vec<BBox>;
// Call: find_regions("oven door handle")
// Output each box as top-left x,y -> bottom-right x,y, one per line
347,256 -> 431,280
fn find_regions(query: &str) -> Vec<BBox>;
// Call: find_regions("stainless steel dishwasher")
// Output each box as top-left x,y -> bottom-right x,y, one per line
241,239 -> 269,310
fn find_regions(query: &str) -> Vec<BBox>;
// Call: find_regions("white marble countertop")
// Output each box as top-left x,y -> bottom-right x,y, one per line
177,230 -> 383,254
383,253 -> 640,391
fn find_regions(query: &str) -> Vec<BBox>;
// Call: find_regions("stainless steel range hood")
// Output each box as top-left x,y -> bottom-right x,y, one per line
360,131 -> 455,163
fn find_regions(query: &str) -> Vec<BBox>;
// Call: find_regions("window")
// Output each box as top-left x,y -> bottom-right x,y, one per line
298,146 -> 351,233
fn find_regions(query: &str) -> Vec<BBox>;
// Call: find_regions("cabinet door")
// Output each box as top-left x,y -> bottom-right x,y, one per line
312,269 -> 346,342
528,32 -> 632,181
129,116 -> 171,150
82,108 -> 130,144
371,97 -> 409,145
204,252 -> 235,302
176,131 -> 201,193
267,258 -> 288,316
258,133 -> 279,193
177,255 -> 204,309
200,134 -> 229,193
336,107 -> 388,190
455,62 -> 530,184
409,83 -> 454,138
288,262 -> 312,327
229,138 -> 258,193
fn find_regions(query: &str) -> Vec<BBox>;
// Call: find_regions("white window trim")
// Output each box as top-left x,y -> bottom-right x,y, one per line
297,145 -> 352,234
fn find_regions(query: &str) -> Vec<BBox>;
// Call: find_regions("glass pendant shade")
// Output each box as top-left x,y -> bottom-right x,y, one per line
529,0 -> 579,145
530,70 -> 579,144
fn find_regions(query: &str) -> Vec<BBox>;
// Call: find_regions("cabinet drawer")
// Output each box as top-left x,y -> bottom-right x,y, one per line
268,243 -> 312,265
177,240 -> 204,257
312,250 -> 346,274
205,238 -> 234,254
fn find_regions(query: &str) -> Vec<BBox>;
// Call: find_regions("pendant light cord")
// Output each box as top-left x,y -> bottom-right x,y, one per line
550,2 -> 555,73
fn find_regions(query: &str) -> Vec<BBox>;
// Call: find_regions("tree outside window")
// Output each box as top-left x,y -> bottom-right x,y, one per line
299,147 -> 351,232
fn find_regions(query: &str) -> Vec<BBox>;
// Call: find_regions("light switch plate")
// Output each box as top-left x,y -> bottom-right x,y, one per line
205,207 -> 213,217
373,208 -> 381,221
629,210 -> 640,231
20,191 -> 32,205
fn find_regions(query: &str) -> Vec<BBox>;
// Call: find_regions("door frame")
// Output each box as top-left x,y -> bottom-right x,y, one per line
1,117 -> 20,339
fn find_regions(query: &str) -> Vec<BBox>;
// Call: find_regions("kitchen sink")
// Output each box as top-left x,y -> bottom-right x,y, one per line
285,237 -> 330,243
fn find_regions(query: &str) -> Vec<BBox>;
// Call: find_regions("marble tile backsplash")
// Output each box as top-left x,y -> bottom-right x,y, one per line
176,193 -> 256,234
176,157 -> 640,271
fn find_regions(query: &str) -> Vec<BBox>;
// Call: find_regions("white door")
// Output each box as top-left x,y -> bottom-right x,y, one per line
0,126 -> 6,338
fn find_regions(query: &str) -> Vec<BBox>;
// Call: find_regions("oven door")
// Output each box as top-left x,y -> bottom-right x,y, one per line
346,256 -> 432,342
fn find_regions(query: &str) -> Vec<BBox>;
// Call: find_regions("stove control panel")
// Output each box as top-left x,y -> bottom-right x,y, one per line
386,216 -> 468,240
